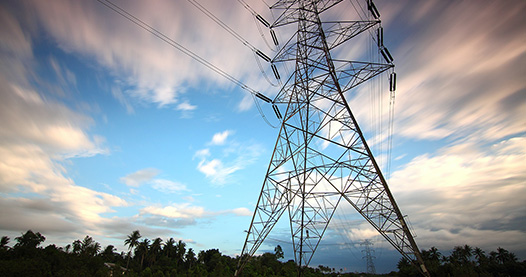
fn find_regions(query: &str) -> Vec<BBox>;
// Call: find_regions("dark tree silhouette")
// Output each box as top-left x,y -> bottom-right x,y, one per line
0,236 -> 9,251
2,229 -> 525,276
14,230 -> 45,249
124,230 -> 141,270
163,237 -> 176,259
135,238 -> 150,270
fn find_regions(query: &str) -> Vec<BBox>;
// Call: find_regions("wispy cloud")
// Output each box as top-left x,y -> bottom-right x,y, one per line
0,6 -> 126,242
176,100 -> 197,111
140,202 -> 251,220
120,168 -> 160,187
111,85 -> 135,114
151,179 -> 189,194
120,168 -> 189,194
27,0 -> 272,110
197,159 -> 240,185
227,207 -> 252,216
382,0 -> 525,142
141,203 -> 205,219
195,131 -> 263,185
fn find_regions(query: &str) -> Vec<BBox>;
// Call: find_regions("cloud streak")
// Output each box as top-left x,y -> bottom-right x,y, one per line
120,168 -> 189,194
389,136 -> 526,253
26,0 -> 273,111
384,0 -> 526,142
0,4 -> 127,244
120,168 -> 160,187
140,203 -> 252,220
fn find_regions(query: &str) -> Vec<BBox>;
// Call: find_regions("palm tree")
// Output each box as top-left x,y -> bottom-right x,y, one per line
163,238 -> 176,259
496,247 -> 517,264
14,230 -> 45,249
175,240 -> 186,268
0,236 -> 10,251
102,245 -> 117,262
80,235 -> 101,256
450,244 -> 473,265
462,244 -> 474,264
124,230 -> 141,270
185,248 -> 197,269
72,239 -> 82,255
136,238 -> 150,270
148,237 -> 163,266
474,247 -> 487,266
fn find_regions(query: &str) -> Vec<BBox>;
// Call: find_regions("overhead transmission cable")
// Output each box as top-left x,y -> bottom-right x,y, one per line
187,0 -> 260,55
185,0 -> 282,123
386,74 -> 396,178
96,0 -> 278,127
259,0 -> 272,9
349,0 -> 397,176
97,0 -> 257,94
186,0 -> 281,88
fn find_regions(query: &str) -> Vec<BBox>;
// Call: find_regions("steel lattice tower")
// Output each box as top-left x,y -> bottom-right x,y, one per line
362,239 -> 377,274
237,0 -> 429,276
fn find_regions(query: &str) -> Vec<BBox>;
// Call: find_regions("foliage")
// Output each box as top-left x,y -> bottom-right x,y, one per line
397,244 -> 526,276
1,230 -> 525,276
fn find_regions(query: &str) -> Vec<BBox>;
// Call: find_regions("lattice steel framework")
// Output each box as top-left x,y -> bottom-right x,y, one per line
237,0 -> 429,276
362,239 -> 377,274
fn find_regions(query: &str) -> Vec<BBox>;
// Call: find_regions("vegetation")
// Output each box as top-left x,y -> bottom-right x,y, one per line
0,230 -> 525,276
398,245 -> 526,276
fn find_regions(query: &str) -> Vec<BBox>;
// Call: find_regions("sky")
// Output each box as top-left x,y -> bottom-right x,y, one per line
1,0 -> 525,273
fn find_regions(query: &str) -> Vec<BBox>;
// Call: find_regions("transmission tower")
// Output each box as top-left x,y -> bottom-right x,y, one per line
361,239 -> 376,274
237,0 -> 429,276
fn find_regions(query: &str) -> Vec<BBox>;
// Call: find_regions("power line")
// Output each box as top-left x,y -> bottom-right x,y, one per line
187,0 -> 259,54
187,0 -> 280,87
96,0 -> 261,97
96,0 -> 279,127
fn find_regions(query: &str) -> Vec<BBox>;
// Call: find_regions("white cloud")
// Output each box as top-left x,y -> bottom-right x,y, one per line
176,100 -> 197,111
194,148 -> 211,159
140,203 -> 252,221
195,131 -> 264,185
120,169 -> 188,194
238,93 -> 254,111
111,85 -> 134,114
230,207 -> 252,216
210,130 -> 232,145
142,203 -> 206,219
197,159 -> 240,185
387,0 -> 525,142
120,168 -> 160,187
1,83 -> 106,158
26,0 -> 273,109
197,159 -> 221,177
388,136 -> 526,252
0,5 -> 126,241
0,124 -> 127,235
151,179 -> 189,194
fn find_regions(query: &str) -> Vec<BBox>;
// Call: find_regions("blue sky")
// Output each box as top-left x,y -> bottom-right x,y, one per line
1,0 -> 525,273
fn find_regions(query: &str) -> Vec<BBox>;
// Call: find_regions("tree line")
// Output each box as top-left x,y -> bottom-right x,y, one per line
397,245 -> 526,276
1,230 -> 525,276
0,230 -> 339,276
